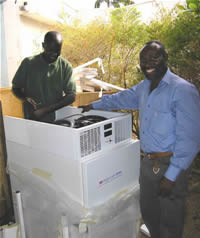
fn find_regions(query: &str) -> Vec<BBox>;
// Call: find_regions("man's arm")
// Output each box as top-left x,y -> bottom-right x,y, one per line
12,87 -> 38,110
12,58 -> 38,110
12,87 -> 25,100
32,93 -> 75,120
165,84 -> 200,181
79,86 -> 140,113
159,83 -> 200,197
12,58 -> 28,101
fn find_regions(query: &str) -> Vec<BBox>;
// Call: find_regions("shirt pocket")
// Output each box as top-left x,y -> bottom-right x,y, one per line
149,110 -> 175,138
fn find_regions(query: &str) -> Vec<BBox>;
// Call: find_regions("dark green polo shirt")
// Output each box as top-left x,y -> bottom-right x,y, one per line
12,53 -> 76,122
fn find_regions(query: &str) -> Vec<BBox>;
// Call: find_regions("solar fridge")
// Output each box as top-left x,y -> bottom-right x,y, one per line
4,106 -> 141,238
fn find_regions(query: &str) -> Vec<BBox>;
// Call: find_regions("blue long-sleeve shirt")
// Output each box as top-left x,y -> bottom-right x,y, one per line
92,69 -> 200,181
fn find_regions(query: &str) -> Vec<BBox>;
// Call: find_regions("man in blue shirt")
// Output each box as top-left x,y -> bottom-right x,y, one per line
79,40 -> 200,238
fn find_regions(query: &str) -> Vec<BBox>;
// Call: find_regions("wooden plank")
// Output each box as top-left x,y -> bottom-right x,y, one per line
73,91 -> 115,107
0,88 -> 23,118
0,87 -> 116,116
0,101 -> 13,225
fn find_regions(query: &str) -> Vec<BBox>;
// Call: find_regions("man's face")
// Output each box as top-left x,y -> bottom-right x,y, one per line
43,40 -> 62,63
139,44 -> 167,81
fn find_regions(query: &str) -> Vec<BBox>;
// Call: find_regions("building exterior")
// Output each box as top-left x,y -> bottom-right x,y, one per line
0,0 -> 186,87
1,0 -> 62,87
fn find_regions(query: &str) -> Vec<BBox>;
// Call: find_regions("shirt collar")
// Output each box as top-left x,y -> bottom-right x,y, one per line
143,68 -> 172,86
39,53 -> 59,67
161,68 -> 172,85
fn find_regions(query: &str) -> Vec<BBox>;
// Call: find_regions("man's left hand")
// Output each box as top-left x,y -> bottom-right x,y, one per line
32,107 -> 48,120
159,176 -> 175,198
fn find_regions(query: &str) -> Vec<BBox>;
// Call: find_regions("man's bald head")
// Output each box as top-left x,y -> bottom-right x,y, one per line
42,31 -> 63,64
44,31 -> 63,45
140,40 -> 167,60
139,40 -> 168,81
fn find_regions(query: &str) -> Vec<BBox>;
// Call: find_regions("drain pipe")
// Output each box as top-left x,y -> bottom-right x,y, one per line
15,191 -> 26,238
73,58 -> 105,74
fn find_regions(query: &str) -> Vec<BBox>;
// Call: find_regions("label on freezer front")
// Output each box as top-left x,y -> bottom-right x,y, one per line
98,170 -> 122,187
82,140 -> 140,208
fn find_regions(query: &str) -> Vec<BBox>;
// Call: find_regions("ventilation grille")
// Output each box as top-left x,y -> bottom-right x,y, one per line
115,118 -> 131,143
80,127 -> 101,157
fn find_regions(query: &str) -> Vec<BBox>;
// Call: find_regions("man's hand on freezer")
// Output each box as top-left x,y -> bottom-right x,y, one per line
32,107 -> 48,120
26,97 -> 38,110
25,97 -> 46,120
78,104 -> 93,113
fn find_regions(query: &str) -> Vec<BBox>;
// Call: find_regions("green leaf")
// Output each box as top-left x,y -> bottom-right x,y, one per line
187,0 -> 197,4
189,3 -> 198,10
177,4 -> 186,10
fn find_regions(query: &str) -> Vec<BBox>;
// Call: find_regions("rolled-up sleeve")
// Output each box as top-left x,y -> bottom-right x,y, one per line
63,63 -> 76,94
12,58 -> 29,89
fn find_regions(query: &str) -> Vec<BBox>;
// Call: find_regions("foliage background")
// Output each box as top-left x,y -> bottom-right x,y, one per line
52,2 -> 200,139
54,3 -> 200,91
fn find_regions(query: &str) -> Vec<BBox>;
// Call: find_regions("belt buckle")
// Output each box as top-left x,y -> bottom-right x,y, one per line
153,166 -> 160,174
153,159 -> 160,174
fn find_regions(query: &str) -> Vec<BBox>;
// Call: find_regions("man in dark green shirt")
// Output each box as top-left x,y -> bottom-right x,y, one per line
12,31 -> 76,123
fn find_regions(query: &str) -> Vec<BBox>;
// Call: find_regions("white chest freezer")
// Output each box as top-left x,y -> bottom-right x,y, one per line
4,107 -> 140,208
4,107 -> 134,160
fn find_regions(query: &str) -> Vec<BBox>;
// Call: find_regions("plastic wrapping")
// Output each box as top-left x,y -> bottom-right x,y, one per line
8,161 -> 140,238
4,111 -> 141,238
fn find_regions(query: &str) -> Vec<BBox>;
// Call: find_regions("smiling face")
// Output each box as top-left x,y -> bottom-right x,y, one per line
140,42 -> 168,81
42,31 -> 63,64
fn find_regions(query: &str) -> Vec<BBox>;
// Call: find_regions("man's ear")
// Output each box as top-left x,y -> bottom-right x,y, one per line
164,51 -> 168,61
42,42 -> 45,50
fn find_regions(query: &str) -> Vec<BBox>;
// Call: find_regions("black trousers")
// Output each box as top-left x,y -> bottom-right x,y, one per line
139,155 -> 189,238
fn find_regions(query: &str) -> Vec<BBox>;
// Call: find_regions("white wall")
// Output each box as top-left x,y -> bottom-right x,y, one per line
0,3 -> 9,87
1,0 -> 55,87
134,0 -> 186,23
19,15 -> 47,58
2,0 -> 21,87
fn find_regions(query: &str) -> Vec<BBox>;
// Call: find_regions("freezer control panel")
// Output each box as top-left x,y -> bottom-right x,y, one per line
103,123 -> 114,145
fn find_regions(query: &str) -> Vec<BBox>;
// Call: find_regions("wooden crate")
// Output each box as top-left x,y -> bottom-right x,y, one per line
0,88 -> 23,118
0,101 -> 13,225
0,88 -> 115,117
